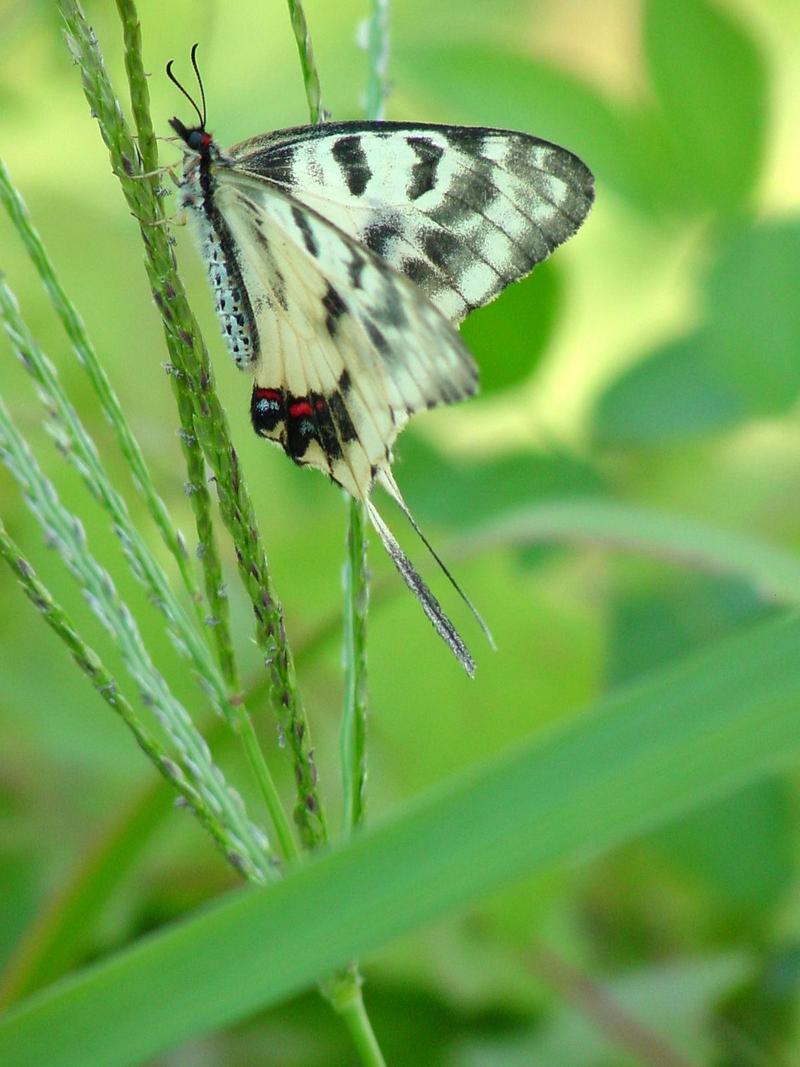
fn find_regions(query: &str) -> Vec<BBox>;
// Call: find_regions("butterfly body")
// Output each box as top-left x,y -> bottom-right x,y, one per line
170,108 -> 594,673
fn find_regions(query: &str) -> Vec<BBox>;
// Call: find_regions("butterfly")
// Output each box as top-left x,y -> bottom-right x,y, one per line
167,47 -> 594,676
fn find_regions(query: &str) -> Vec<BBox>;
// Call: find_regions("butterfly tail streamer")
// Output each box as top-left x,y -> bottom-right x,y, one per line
365,500 -> 476,677
377,471 -> 496,650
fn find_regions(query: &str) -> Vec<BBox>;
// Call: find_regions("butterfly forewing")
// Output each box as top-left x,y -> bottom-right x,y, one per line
214,168 -> 478,498
173,108 -> 594,674
227,122 -> 595,324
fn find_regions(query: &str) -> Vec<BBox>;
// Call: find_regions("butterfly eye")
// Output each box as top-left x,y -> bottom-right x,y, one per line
187,130 -> 206,151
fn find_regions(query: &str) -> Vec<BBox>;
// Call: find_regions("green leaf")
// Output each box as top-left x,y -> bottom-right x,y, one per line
593,219 -> 800,443
3,612 -> 800,1066
593,330 -> 746,444
459,499 -> 800,606
395,44 -> 647,207
460,261 -> 562,394
644,0 -> 768,214
609,574 -> 794,921
458,954 -> 748,1065
608,572 -> 773,684
657,778 -> 795,917
395,438 -> 603,526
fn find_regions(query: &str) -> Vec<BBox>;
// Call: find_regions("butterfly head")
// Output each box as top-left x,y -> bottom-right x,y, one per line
166,45 -> 213,156
169,117 -> 214,156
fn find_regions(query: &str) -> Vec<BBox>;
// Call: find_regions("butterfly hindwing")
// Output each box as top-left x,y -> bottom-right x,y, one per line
227,121 -> 595,323
172,106 -> 594,674
212,167 -> 478,498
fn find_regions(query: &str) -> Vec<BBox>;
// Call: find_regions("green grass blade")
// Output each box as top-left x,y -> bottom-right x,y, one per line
2,610 -> 800,1066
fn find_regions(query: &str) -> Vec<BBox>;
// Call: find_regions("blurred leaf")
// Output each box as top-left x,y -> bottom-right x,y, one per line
705,220 -> 800,409
608,572 -> 774,685
396,44 -> 619,162
609,575 -> 792,923
645,0 -> 768,215
395,437 -> 603,527
593,331 -> 746,444
715,944 -> 800,1066
658,779 -> 795,918
593,218 -> 800,443
461,261 -> 562,395
461,498 -> 800,606
0,779 -> 179,1008
4,611 -> 800,1065
455,954 -> 748,1066
396,44 -> 653,209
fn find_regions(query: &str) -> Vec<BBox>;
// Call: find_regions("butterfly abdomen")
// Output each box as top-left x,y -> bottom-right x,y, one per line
181,166 -> 260,370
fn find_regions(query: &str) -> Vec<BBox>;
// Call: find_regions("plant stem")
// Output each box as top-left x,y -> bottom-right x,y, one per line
60,0 -> 325,849
341,495 -> 369,832
0,157 -> 202,626
0,244 -> 292,865
286,0 -> 325,122
113,0 -> 239,690
337,985 -> 387,1067
365,0 -> 390,122
340,0 -> 391,836
281,3 -> 388,1063
238,716 -> 298,863
0,404 -> 271,882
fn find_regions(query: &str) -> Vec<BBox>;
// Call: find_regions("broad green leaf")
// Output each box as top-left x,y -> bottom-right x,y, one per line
593,219 -> 800,443
608,571 -> 773,684
3,612 -> 800,1066
396,438 -> 603,526
592,330 -> 745,444
645,0 -> 768,214
657,778 -> 795,917
705,219 -> 800,412
461,261 -> 562,394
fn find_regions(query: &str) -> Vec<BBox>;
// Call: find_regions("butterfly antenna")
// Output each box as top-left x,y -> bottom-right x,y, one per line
166,47 -> 205,129
366,500 -> 476,677
377,471 -> 495,650
189,42 -> 207,129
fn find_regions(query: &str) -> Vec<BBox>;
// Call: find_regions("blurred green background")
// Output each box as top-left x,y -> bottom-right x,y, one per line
2,0 -> 800,1063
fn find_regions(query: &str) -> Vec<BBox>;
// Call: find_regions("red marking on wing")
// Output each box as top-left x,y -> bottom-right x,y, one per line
255,388 -> 284,402
289,400 -> 313,418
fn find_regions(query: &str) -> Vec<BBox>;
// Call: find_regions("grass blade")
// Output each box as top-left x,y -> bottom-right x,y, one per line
2,610 -> 800,1066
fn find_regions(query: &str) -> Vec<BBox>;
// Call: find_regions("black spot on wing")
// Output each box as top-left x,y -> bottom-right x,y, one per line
331,135 -> 371,196
373,282 -> 407,329
285,396 -> 317,460
348,252 -> 366,290
428,159 -> 500,229
248,225 -> 288,310
406,136 -> 444,201
364,318 -> 389,355
310,394 -> 342,461
329,389 -> 358,443
400,257 -> 438,292
421,228 -> 467,272
322,283 -> 347,337
363,219 -> 402,259
291,205 -> 319,257
445,127 -> 487,155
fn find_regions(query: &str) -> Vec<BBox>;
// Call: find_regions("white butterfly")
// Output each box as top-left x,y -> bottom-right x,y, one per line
168,49 -> 594,675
